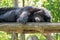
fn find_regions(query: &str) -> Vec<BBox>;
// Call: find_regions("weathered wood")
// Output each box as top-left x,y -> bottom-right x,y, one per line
0,23 -> 60,33
11,32 -> 18,40
20,33 -> 25,40
13,0 -> 18,40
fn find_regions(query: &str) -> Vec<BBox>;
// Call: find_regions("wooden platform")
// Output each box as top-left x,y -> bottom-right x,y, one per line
0,23 -> 60,33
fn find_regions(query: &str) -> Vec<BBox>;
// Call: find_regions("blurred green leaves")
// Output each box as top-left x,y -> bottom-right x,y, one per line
43,0 -> 60,22
0,31 -> 11,40
0,0 -> 13,7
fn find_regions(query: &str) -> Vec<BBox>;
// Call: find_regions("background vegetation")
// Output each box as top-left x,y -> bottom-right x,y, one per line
0,0 -> 60,40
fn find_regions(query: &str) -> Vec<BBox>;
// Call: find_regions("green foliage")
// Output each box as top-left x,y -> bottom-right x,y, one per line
34,0 -> 39,4
55,33 -> 59,40
0,31 -> 11,40
0,0 -> 13,7
25,33 -> 46,40
42,0 -> 60,22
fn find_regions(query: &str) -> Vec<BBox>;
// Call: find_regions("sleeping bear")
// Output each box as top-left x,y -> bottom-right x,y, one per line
24,7 -> 52,22
17,6 -> 41,23
33,7 -> 52,22
0,6 -> 52,23
17,6 -> 52,23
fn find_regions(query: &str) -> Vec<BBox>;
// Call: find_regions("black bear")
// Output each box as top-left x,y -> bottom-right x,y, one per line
0,7 -> 23,22
0,6 -> 52,23
0,6 -> 40,23
27,7 -> 52,22
17,6 -> 41,23
33,7 -> 52,22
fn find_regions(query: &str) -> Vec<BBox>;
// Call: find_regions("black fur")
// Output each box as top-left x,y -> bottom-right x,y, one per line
33,7 -> 52,22
0,7 -> 23,22
0,6 -> 52,23
17,6 -> 41,23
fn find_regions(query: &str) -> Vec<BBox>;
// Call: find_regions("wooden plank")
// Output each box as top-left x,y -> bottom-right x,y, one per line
20,33 -> 25,40
0,23 -> 60,33
11,32 -> 18,40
